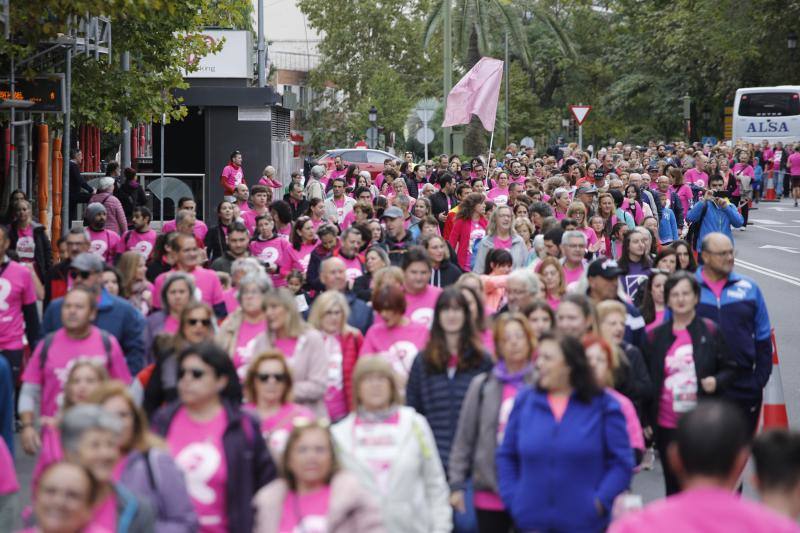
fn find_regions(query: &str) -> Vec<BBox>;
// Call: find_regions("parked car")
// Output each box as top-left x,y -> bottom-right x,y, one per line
316,148 -> 397,178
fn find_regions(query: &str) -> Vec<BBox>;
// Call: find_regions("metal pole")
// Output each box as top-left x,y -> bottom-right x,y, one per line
9,54 -> 15,190
160,113 -> 165,223
578,125 -> 583,151
442,0 -> 452,154
121,51 -> 131,168
257,0 -> 265,87
423,115 -> 429,162
504,31 -> 509,150
62,46 -> 71,234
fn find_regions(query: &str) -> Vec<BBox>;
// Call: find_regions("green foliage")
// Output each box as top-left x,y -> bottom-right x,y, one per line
3,0 -> 253,130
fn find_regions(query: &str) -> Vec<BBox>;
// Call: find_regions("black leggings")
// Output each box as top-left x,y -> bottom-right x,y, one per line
655,425 -> 680,496
476,508 -> 513,533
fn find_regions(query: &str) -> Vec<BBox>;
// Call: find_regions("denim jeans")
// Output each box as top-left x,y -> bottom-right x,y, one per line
453,479 -> 479,533
775,170 -> 785,196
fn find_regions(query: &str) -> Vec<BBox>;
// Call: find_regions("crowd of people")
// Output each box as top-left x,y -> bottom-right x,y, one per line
2,139 -> 800,532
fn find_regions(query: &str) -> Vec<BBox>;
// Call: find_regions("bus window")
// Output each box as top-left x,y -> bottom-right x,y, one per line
738,93 -> 800,117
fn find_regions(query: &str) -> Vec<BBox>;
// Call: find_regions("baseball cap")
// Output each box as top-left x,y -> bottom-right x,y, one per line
461,163 -> 472,171
576,185 -> 598,195
71,252 -> 105,274
587,258 -> 625,279
381,206 -> 404,220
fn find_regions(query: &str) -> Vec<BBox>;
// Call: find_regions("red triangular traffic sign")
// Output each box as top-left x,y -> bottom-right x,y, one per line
569,105 -> 592,125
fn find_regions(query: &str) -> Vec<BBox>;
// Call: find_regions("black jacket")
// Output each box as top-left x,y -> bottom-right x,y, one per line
430,260 -> 462,288
614,341 -> 653,413
352,272 -> 373,302
642,315 -> 737,428
283,195 -> 310,220
381,231 -> 416,267
69,160 -> 93,201
115,181 -> 147,223
430,191 -> 458,230
9,222 -> 52,278
204,224 -> 230,264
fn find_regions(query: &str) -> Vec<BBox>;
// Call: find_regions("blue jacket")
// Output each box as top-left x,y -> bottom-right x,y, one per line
406,349 -> 493,471
695,268 -> 772,400
496,388 -> 633,532
0,357 -> 13,454
658,206 -> 679,243
42,288 -> 146,375
685,199 -> 744,251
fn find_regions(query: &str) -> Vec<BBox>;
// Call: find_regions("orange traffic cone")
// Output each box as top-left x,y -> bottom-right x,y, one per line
761,329 -> 789,430
763,170 -> 778,202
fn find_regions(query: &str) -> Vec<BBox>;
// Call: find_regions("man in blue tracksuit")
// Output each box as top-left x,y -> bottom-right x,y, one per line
685,175 -> 744,251
695,233 -> 772,434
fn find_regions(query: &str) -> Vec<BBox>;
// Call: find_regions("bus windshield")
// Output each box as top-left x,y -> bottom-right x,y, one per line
738,92 -> 800,117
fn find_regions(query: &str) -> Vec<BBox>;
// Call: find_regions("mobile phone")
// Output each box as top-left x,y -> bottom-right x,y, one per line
713,190 -> 730,199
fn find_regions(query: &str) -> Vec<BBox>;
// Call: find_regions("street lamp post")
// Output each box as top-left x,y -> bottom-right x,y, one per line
368,106 -> 378,149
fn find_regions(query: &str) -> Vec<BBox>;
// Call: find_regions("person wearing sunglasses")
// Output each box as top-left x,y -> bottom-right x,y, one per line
20,287 -> 131,458
217,273 -> 272,379
143,302 -> 216,416
243,350 -> 313,461
254,420 -> 385,533
152,342 -> 275,533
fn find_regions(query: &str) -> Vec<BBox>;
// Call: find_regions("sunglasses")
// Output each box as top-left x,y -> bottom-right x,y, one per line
69,270 -> 92,280
187,318 -> 212,327
257,372 -> 288,383
178,367 -> 206,380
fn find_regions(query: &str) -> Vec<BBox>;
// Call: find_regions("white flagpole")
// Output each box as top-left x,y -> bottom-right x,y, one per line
486,130 -> 494,182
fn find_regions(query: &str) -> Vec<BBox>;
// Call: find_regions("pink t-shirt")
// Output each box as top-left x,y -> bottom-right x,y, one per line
494,236 -> 512,251
0,260 -> 36,350
547,393 -> 569,422
580,226 -> 598,249
701,271 -> 727,300
292,242 -> 318,273
221,164 -> 244,192
360,321 -> 430,379
274,336 -> 299,360
250,237 -> 300,287
242,209 -> 270,236
152,266 -> 225,309
223,288 -> 239,315
468,221 -> 487,263
487,187 -> 509,206
607,388 -> 644,451
117,229 -> 157,260
15,225 -> 35,262
163,315 -> 179,335
474,383 -> 520,511
161,219 -> 209,242
233,319 -> 266,380
167,407 -> 229,533
279,486 -> 331,533
92,493 -> 117,532
22,327 -> 132,417
339,255 -> 364,283
322,333 -> 347,421
684,168 -> 708,186
0,437 -> 18,495
87,228 -> 120,264
609,487 -> 800,533
563,262 -> 585,288
645,308 -> 666,333
340,210 -> 356,230
352,412 -> 402,494
404,285 -> 443,328
788,152 -> 800,176
657,328 -> 696,429
249,402 -> 314,459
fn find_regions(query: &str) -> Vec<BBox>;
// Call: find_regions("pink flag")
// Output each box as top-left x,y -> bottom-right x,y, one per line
442,57 -> 504,132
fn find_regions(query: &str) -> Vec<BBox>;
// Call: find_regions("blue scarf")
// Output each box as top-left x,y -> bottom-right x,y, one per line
493,360 -> 532,388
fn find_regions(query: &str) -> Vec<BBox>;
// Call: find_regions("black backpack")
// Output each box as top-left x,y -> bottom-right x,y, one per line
685,201 -> 710,251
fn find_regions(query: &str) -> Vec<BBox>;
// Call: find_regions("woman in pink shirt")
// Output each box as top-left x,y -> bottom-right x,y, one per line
243,351 -> 314,461
250,214 -> 300,287
253,422 -> 385,533
787,143 -> 800,206
669,168 -> 693,217
486,171 -> 511,206
536,256 -> 566,311
216,273 -> 271,380
290,216 -> 319,274
448,193 -> 487,271
551,188 -> 571,220
566,201 -> 600,252
731,151 -> 755,228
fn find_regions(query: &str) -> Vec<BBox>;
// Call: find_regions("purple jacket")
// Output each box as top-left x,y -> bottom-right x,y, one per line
120,448 -> 198,533
90,191 -> 128,234
151,400 -> 277,533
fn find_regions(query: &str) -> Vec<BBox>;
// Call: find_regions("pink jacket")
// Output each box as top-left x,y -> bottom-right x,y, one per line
90,191 -> 128,235
253,472 -> 386,533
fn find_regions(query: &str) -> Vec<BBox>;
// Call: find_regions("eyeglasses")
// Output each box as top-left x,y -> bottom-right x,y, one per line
69,270 -> 92,280
187,318 -> 212,327
256,372 -> 288,383
178,367 -> 206,380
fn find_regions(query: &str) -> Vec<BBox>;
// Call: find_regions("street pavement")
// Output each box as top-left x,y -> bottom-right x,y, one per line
10,199 -> 800,522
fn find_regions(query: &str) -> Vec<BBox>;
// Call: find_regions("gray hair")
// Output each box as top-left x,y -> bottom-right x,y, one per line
394,194 -> 410,208
60,405 -> 122,455
358,170 -> 371,181
161,272 -> 197,313
262,165 -> 276,177
311,165 -> 326,179
98,176 -> 116,192
562,230 -> 587,247
230,257 -> 263,280
237,272 -> 272,305
175,209 -> 195,226
507,268 -> 540,294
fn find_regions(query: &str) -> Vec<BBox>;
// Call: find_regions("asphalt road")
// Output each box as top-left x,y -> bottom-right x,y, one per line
10,200 -> 800,522
635,195 -> 800,502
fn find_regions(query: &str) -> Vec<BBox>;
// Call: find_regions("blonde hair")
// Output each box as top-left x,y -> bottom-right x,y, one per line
350,357 -> 401,411
371,266 -> 404,295
64,361 -> 108,410
116,252 -> 142,298
265,288 -> 307,338
88,381 -> 163,453
536,256 -> 566,298
308,291 -> 351,336
281,424 -> 338,491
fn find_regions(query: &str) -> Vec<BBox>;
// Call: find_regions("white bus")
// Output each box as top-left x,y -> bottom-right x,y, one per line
732,86 -> 800,145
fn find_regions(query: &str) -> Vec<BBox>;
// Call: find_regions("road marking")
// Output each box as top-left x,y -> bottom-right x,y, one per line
750,219 -> 785,225
736,259 -> 800,287
768,207 -> 797,212
752,225 -> 800,238
760,245 -> 800,254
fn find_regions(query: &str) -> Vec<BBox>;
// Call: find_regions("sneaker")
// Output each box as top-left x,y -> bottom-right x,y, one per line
641,447 -> 656,470
795,201 -> 798,207
739,226 -> 746,231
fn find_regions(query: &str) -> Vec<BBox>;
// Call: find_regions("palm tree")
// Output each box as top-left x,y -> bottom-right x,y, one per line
424,0 -> 574,155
